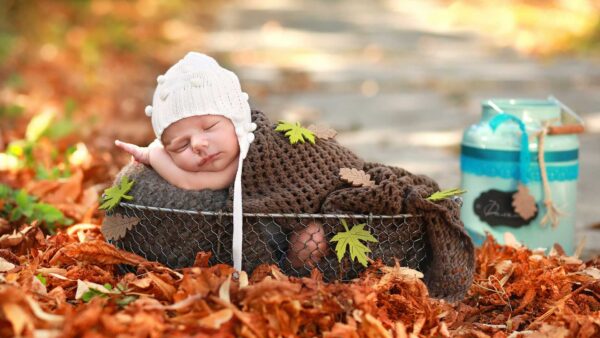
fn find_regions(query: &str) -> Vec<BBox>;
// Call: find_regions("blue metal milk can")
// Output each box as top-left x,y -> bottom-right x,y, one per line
460,97 -> 584,253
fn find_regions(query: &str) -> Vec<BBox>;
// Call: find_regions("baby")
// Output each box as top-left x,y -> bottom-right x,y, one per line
107,52 -> 475,301
115,52 -> 327,270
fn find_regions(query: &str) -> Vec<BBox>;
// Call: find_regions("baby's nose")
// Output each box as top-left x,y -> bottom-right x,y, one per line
191,136 -> 208,152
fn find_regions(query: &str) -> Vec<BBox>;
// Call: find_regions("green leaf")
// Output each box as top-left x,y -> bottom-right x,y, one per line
82,288 -> 108,302
330,219 -> 378,267
14,189 -> 34,218
36,273 -> 47,286
426,188 -> 467,201
275,121 -> 316,145
99,176 -> 135,211
0,184 -> 11,199
103,283 -> 113,290
115,295 -> 138,307
33,203 -> 67,226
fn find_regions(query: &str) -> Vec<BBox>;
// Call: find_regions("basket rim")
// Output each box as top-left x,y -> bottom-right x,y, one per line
118,202 -> 418,219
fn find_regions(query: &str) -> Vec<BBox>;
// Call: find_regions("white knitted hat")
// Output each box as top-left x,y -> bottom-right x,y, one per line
144,52 -> 254,271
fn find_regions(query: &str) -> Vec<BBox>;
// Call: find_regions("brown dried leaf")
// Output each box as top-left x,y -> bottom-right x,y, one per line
130,277 -> 153,290
515,287 -> 536,312
324,322 -> 360,338
0,257 -> 16,272
307,124 -> 337,140
147,272 -> 176,301
193,251 -> 212,268
198,308 -> 233,330
512,184 -> 537,220
101,214 -> 139,241
362,313 -> 392,337
43,170 -> 83,204
2,303 -> 33,336
49,240 -> 147,266
339,168 -> 375,187
219,275 -> 232,303
529,323 -> 569,338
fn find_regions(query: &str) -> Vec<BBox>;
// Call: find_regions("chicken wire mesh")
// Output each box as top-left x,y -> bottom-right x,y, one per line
109,203 -> 428,280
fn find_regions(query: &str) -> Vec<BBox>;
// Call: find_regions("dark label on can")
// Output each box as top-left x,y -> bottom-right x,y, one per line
473,189 -> 538,227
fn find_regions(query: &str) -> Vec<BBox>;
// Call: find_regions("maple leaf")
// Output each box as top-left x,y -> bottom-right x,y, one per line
339,168 -> 375,187
275,121 -> 316,144
426,188 -> 466,201
99,176 -> 134,210
330,219 -> 378,267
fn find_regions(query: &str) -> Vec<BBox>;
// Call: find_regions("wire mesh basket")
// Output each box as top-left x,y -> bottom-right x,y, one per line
109,202 -> 428,280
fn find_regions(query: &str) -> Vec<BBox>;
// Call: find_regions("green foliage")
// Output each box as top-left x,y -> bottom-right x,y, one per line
99,176 -> 134,210
0,104 -> 24,119
330,219 -> 378,267
426,188 -> 467,201
115,295 -> 138,307
81,287 -> 109,303
275,121 -> 316,145
36,273 -> 47,286
0,184 -> 72,234
1,104 -> 78,178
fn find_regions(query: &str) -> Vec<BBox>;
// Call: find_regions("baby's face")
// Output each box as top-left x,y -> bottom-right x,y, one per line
161,115 -> 239,173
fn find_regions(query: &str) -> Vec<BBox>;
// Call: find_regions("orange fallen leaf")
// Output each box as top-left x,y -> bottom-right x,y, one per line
147,272 -> 177,302
49,240 -> 147,266
198,308 -> 234,330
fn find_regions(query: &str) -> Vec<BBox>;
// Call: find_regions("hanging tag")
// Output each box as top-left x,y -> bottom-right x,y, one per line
512,184 -> 537,220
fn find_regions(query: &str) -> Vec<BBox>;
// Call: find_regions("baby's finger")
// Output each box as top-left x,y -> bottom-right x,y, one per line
115,140 -> 135,154
115,140 -> 142,159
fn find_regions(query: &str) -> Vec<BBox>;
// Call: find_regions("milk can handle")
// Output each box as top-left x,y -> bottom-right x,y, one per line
547,96 -> 585,135
486,100 -> 531,184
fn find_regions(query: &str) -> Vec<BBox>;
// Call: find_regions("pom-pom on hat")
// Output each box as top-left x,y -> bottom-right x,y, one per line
145,52 -> 254,271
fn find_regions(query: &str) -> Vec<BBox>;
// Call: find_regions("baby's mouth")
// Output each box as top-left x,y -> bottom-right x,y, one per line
198,153 -> 219,166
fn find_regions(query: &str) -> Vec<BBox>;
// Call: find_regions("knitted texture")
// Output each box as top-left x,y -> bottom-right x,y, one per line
106,162 -> 282,273
105,110 -> 475,301
223,110 -> 474,300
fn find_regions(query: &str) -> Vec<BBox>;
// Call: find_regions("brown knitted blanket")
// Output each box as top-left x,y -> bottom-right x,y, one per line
225,110 -> 475,300
105,109 -> 474,301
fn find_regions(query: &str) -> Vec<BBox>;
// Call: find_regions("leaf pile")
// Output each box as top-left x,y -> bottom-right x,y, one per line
0,222 -> 597,337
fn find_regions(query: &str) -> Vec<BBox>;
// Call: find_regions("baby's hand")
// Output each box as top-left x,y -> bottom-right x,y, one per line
115,140 -> 151,165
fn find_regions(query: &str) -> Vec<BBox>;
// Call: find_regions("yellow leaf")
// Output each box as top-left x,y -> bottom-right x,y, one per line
275,121 -> 315,144
26,109 -> 55,142
330,220 -> 378,267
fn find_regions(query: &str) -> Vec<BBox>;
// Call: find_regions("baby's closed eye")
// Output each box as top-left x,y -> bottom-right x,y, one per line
167,140 -> 189,152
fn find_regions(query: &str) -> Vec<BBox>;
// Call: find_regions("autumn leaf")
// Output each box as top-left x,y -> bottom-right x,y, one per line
339,168 -> 375,187
49,240 -> 147,266
307,124 -> 337,140
99,176 -> 134,210
198,308 -> 234,330
275,121 -> 316,144
75,279 -> 116,302
512,184 -> 537,220
101,214 -> 140,241
426,188 -> 466,201
330,219 -> 378,267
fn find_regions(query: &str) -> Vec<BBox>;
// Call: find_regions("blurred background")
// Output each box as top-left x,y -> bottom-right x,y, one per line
0,0 -> 598,256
